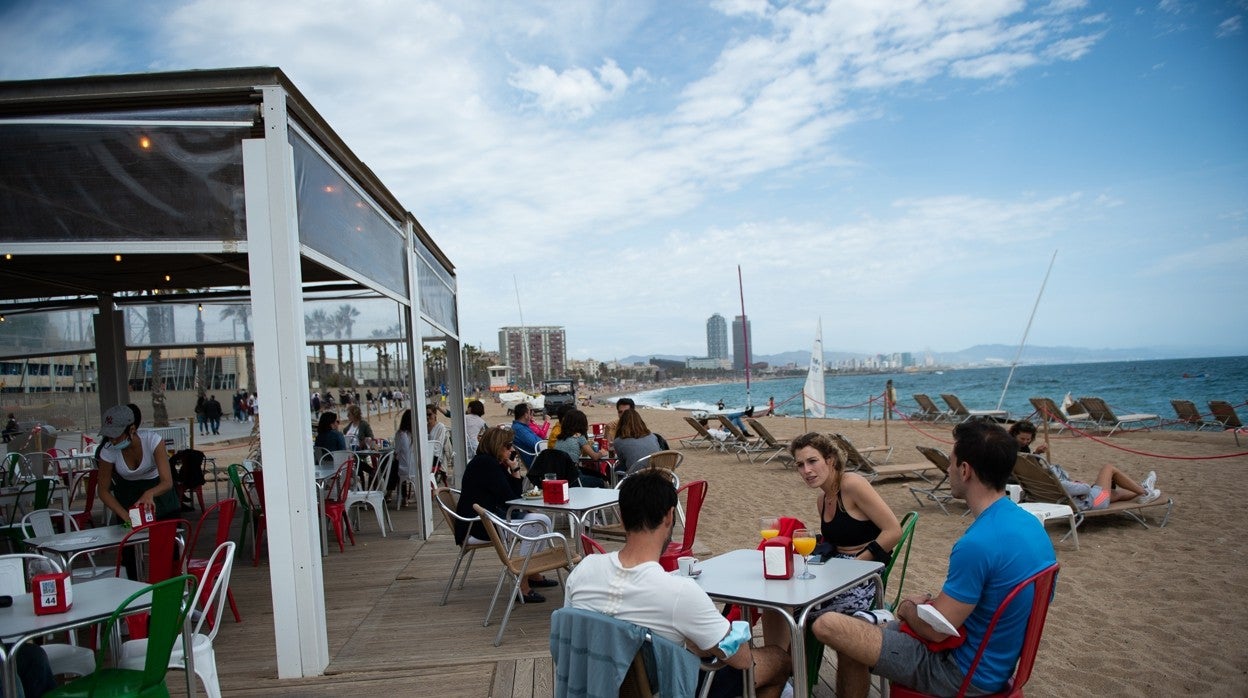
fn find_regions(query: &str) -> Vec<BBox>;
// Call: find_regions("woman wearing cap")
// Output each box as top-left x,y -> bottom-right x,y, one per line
96,404 -> 180,523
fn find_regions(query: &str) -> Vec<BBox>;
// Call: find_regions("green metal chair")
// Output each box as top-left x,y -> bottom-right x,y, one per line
804,511 -> 919,694
46,574 -> 197,698
226,464 -> 254,551
1,477 -> 57,552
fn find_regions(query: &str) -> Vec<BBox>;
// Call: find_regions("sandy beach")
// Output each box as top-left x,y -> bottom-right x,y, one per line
196,398 -> 1247,696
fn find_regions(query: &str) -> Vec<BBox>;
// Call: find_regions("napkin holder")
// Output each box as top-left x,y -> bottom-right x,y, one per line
32,572 -> 73,615
128,503 -> 154,528
542,479 -> 569,504
762,536 -> 794,579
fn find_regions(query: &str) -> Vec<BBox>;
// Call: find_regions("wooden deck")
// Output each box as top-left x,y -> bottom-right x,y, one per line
157,490 -> 863,697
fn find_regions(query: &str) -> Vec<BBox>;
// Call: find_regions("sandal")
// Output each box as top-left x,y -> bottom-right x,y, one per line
518,590 -> 546,604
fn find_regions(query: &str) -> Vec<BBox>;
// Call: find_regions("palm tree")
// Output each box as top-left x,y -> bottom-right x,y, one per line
330,311 -> 345,388
367,329 -> 391,386
145,303 -> 174,426
335,305 -> 361,387
219,304 -> 255,393
306,309 -> 331,386
194,303 -> 206,399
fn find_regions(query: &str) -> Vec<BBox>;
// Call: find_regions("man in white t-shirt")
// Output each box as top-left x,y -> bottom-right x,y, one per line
565,469 -> 791,697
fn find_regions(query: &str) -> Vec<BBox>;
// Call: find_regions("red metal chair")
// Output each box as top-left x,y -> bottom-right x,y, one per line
113,518 -> 192,639
890,562 -> 1060,698
184,498 -> 243,625
658,479 -> 707,572
322,460 -> 356,553
579,533 -> 606,556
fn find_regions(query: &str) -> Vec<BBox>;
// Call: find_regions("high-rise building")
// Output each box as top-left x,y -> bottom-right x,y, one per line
706,313 -> 729,360
498,326 -> 566,384
732,315 -> 752,371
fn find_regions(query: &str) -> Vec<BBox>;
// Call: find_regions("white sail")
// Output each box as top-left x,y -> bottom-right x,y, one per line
804,319 -> 826,419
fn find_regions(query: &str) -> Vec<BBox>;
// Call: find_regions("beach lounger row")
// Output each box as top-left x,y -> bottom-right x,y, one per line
909,393 -> 1008,423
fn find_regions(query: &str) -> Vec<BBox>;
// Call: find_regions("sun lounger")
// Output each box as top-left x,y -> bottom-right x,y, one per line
680,417 -> 722,451
1027,396 -> 1094,434
1170,399 -> 1222,431
911,394 -> 954,422
940,393 -> 1008,423
714,415 -> 766,460
828,434 -> 935,483
1076,396 -> 1160,435
908,445 -> 957,514
1012,453 -> 1173,546
745,418 -> 793,467
1208,400 -> 1244,429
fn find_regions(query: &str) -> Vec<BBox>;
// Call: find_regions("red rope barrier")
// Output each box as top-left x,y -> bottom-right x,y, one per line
1032,406 -> 1248,460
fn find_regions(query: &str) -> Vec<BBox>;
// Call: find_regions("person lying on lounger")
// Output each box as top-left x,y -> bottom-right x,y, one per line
1040,458 -> 1160,510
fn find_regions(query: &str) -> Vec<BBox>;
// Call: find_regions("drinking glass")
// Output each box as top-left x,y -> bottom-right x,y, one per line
759,516 -> 780,541
792,527 -> 817,580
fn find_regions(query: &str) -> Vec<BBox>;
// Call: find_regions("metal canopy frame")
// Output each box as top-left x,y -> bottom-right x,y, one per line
0,67 -> 465,679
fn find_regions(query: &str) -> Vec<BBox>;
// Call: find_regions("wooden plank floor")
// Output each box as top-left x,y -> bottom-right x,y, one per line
155,489 -> 870,697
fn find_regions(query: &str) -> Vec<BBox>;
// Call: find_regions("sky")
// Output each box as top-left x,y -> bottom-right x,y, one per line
1,0 -> 1246,361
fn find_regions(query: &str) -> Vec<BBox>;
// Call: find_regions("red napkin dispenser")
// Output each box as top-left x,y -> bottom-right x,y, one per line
32,572 -> 73,615
762,536 -> 794,579
542,479 -> 569,504
128,503 -> 154,528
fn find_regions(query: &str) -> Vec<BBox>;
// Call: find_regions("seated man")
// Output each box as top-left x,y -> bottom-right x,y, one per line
566,469 -> 791,698
811,420 -> 1057,697
509,402 -> 541,467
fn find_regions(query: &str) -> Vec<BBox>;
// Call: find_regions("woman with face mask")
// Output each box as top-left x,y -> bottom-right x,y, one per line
95,404 -> 181,523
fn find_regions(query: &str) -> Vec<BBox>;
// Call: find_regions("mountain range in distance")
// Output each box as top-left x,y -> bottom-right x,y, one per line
619,344 -> 1246,368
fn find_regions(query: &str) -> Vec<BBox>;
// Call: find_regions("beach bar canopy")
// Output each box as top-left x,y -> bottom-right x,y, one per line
0,67 -> 466,679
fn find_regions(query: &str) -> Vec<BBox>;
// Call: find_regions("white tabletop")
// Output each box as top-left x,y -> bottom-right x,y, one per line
0,577 -> 151,643
505,486 -> 619,515
693,548 -> 883,610
24,524 -> 140,555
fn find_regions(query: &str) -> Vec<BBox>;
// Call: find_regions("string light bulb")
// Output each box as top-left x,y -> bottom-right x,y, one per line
198,304 -> 204,312
139,136 -> 151,149
114,254 -> 122,262
3,254 -> 11,260
164,274 -> 171,282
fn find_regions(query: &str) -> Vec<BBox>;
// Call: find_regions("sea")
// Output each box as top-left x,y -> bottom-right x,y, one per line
624,356 -> 1248,422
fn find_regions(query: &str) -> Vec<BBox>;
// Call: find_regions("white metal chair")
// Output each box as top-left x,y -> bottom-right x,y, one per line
473,504 -> 579,646
431,487 -> 493,606
19,508 -> 112,581
0,553 -> 96,679
347,451 -> 393,536
119,541 -> 237,698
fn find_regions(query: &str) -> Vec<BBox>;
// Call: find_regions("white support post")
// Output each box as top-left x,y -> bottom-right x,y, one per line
405,221 -> 433,539
243,86 -> 328,678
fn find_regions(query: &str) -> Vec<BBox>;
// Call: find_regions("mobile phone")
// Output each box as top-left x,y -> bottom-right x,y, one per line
807,557 -> 828,566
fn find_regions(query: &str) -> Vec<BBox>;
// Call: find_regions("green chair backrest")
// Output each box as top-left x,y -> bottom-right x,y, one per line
100,574 -> 196,693
804,510 -> 919,694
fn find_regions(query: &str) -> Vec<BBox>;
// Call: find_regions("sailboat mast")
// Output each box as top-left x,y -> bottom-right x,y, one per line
998,250 -> 1057,411
738,265 -> 751,409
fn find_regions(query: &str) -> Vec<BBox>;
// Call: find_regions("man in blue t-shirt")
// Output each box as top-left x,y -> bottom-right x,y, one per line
510,402 -> 541,467
811,420 -> 1057,697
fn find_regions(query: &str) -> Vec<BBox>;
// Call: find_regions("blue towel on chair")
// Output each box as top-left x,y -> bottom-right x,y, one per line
551,607 -> 699,697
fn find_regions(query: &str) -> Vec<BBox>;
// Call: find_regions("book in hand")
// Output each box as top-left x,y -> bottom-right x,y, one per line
917,604 -> 959,637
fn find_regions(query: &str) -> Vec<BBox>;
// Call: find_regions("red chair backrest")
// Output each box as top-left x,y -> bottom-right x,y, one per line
79,469 -> 99,511
326,460 -> 354,506
580,534 -> 606,556
116,519 -> 191,583
960,562 -> 1060,697
676,480 -> 707,553
185,498 -> 238,568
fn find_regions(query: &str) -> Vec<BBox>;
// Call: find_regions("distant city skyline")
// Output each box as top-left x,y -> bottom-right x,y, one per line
3,2 -> 1243,358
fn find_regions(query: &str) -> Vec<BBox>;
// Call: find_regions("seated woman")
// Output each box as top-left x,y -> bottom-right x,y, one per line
612,409 -> 663,475
455,425 -> 557,603
1011,421 -> 1161,509
1009,420 -> 1048,455
766,432 -> 901,698
553,408 -> 607,488
314,411 -> 347,456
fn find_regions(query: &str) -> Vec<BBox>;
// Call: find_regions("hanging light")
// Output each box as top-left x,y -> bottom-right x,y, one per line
164,274 -> 171,282
198,304 -> 204,312
3,254 -> 11,260
139,135 -> 151,150
114,254 -> 123,262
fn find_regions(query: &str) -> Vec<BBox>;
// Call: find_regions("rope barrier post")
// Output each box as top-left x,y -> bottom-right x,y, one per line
884,380 -> 893,447
867,394 -> 873,427
1041,407 -> 1052,461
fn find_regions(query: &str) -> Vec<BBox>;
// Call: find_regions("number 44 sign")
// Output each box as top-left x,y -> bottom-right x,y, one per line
32,572 -> 72,615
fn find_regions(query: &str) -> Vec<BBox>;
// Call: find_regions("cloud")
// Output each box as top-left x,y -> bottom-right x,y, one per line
509,58 -> 647,119
1216,15 -> 1243,37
